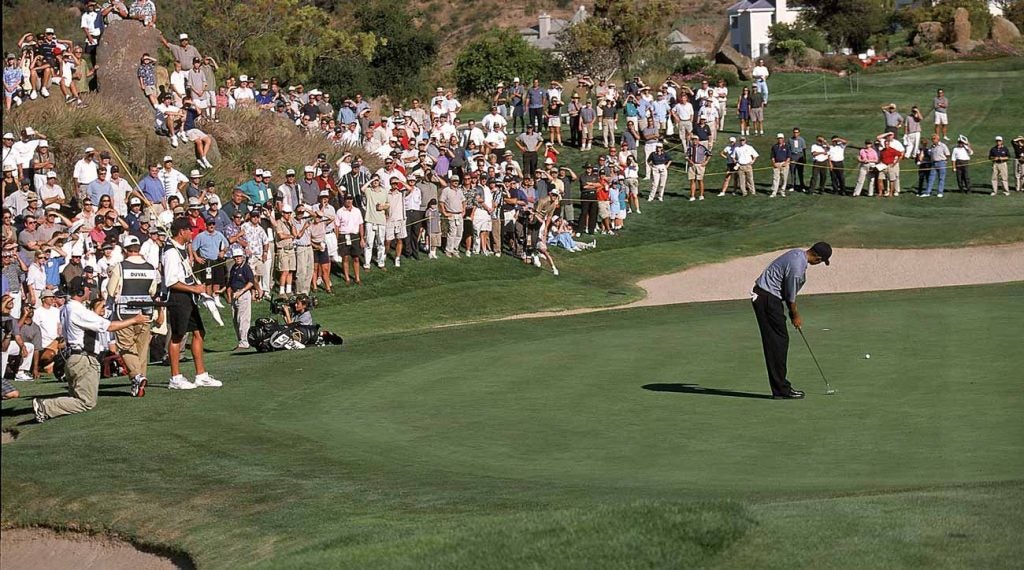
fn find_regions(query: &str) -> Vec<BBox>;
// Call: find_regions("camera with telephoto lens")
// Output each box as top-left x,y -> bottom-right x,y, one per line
268,293 -> 318,315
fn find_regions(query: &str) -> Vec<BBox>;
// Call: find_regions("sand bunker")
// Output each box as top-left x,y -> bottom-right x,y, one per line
632,244 -> 1024,307
503,244 -> 1024,322
0,528 -> 193,570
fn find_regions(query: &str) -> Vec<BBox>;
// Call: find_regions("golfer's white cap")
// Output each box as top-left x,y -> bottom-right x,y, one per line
995,135 -> 1003,141
230,246 -> 245,257
179,33 -> 189,40
123,235 -> 141,247
46,170 -> 57,178
130,197 -> 142,205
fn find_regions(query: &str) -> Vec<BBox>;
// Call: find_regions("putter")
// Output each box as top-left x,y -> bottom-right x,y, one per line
797,327 -> 836,395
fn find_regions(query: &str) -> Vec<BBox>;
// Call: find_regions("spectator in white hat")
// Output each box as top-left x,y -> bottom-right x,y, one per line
278,168 -> 301,212
31,141 -> 56,193
72,147 -> 99,204
226,245 -> 257,351
39,170 -> 65,208
160,31 -> 201,70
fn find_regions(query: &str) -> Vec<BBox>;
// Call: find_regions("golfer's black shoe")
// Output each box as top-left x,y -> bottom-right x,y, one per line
773,389 -> 805,400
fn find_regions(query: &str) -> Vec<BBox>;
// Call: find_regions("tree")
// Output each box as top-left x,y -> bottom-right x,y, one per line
795,0 -> 890,52
356,0 -> 439,100
590,0 -> 670,76
769,21 -> 828,54
1004,0 -> 1024,30
454,29 -> 561,97
557,20 -> 618,79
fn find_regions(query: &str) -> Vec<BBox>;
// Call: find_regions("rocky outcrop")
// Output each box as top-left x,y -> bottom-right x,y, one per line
913,21 -> 945,47
95,19 -> 163,117
990,16 -> 1021,44
715,45 -> 752,80
950,7 -> 979,53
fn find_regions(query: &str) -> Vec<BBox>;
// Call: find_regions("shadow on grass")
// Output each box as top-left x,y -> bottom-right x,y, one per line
642,383 -> 773,400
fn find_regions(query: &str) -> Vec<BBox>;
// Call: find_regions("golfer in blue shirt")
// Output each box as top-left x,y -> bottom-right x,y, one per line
751,242 -> 831,399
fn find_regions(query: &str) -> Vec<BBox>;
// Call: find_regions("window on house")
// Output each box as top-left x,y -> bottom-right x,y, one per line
730,15 -> 738,29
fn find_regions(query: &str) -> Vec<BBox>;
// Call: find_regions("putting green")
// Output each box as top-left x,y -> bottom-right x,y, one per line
4,283 -> 1022,568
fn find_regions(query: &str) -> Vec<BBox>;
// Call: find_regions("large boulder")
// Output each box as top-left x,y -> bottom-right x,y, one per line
95,19 -> 163,118
990,16 -> 1022,44
950,7 -> 978,53
914,21 -> 945,47
715,45 -> 752,80
799,47 -> 823,67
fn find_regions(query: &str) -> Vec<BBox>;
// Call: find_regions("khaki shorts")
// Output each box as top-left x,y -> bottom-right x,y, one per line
598,201 -> 611,220
688,164 -> 706,181
385,220 -> 407,240
750,107 -> 764,122
143,85 -> 157,97
934,112 -> 948,125
277,247 -> 296,271
429,232 -> 441,247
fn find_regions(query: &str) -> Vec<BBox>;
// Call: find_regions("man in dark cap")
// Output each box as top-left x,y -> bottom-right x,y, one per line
750,242 -> 832,399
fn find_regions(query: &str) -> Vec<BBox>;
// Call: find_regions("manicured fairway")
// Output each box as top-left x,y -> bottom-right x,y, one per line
4,283 -> 1023,568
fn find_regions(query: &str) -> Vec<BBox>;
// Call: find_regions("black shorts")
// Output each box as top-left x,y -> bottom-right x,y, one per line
313,249 -> 330,264
196,260 -> 227,286
167,291 -> 204,338
338,241 -> 363,258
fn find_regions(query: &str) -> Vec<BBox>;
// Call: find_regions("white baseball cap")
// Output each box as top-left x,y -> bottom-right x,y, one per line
995,135 -> 1003,141
776,133 -> 785,138
262,170 -> 271,178
129,197 -> 142,205
239,74 -> 249,82
46,170 -> 57,178
45,28 -> 55,34
285,168 -> 296,175
123,235 -> 141,247
728,137 -> 737,143
281,204 -> 293,213
38,140 -> 48,147
189,169 -> 202,178
179,33 -> 189,40
230,246 -> 245,257
163,155 -> 173,162
254,168 -> 264,176
318,190 -> 330,198
513,77 -> 520,82
2,133 -> 13,140
304,165 -> 315,173
24,127 -> 35,135
85,146 -> 96,153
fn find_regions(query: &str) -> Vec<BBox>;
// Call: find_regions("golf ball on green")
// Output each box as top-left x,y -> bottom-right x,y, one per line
865,354 -> 871,359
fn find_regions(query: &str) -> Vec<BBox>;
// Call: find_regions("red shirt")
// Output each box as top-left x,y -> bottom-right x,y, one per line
187,212 -> 206,238
880,147 -> 901,166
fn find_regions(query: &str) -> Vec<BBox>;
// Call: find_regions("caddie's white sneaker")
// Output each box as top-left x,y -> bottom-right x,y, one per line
194,373 -> 222,388
168,375 -> 197,390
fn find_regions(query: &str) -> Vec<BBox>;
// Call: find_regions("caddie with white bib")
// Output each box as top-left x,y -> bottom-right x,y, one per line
106,235 -> 160,397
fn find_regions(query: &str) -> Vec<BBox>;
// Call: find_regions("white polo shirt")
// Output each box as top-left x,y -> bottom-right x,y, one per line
73,158 -> 99,186
335,206 -> 364,235
62,299 -> 111,353
733,144 -> 759,166
827,143 -> 846,162
811,144 -> 829,163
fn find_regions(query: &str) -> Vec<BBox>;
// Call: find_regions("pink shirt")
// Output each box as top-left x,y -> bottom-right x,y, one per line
859,147 -> 879,163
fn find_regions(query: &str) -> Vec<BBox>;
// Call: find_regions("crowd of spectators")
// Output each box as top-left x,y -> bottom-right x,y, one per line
4,2 -> 1024,409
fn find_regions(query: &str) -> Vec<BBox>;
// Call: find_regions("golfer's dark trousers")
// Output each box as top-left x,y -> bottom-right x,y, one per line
569,115 -> 581,147
578,195 -> 598,234
811,162 -> 828,193
955,161 -> 971,192
523,152 -> 538,178
404,209 -> 424,257
790,155 -> 806,191
751,285 -> 793,397
830,161 -> 845,194
529,107 -> 544,129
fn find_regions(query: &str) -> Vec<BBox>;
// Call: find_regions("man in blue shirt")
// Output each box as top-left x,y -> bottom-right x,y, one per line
86,168 -> 114,205
235,170 -> 270,204
191,223 -> 229,306
751,242 -> 831,399
527,78 -> 545,131
135,164 -> 165,206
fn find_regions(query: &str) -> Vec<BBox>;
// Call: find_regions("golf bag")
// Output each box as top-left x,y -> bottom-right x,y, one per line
247,317 -> 343,353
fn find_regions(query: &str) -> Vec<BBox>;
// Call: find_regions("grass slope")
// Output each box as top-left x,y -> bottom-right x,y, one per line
4,283 -> 1023,568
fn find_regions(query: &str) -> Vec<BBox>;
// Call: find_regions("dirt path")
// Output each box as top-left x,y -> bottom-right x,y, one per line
503,244 -> 1024,321
0,528 -> 192,570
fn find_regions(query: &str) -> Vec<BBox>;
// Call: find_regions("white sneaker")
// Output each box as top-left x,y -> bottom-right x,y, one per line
552,267 -> 559,276
194,373 -> 222,388
168,375 -> 197,390
466,251 -> 472,257
179,132 -> 190,144
170,136 -> 178,148
717,192 -> 726,197
699,196 -> 704,201
29,90 -> 38,100
214,296 -> 225,308
394,258 -> 401,268
40,87 -> 50,98
202,157 -> 213,168
532,254 -> 541,267
689,197 -> 695,202
15,371 -> 33,381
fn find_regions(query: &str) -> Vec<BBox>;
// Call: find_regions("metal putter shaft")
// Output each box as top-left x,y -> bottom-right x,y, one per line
797,327 -> 835,395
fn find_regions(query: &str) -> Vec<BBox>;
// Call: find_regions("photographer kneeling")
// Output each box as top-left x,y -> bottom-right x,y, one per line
282,293 -> 313,326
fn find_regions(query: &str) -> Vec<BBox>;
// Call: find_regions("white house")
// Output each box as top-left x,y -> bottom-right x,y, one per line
727,0 -> 804,58
520,6 -> 588,51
